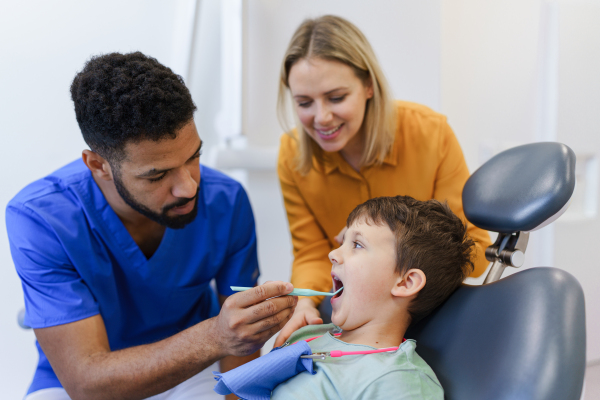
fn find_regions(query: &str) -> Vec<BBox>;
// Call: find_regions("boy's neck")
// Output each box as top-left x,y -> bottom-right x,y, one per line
337,317 -> 409,348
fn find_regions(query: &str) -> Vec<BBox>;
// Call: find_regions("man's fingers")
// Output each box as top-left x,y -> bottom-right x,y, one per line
234,281 -> 294,308
248,306 -> 294,341
246,295 -> 297,325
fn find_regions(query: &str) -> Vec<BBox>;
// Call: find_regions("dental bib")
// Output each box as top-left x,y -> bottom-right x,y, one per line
213,341 -> 316,400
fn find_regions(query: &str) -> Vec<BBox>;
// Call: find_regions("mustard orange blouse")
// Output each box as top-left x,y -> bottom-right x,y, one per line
277,101 -> 491,299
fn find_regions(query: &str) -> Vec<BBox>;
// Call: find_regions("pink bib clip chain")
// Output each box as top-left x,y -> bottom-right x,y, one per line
297,333 -> 405,360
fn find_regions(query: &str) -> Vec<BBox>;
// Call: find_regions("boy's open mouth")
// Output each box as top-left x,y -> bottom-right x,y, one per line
332,276 -> 344,298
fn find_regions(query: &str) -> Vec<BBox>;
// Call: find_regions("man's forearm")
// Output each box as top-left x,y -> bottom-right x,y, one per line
57,317 -> 225,400
38,282 -> 296,400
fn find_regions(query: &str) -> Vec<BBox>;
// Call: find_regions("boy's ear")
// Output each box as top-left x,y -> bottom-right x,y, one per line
82,150 -> 114,181
391,269 -> 426,298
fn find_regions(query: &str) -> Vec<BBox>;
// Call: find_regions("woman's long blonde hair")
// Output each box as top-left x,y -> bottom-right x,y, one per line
278,15 -> 396,175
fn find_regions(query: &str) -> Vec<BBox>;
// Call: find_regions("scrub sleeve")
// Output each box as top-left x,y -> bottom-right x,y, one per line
7,204 -> 100,328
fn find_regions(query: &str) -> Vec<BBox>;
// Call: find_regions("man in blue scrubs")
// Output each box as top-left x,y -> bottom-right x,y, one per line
6,52 -> 297,400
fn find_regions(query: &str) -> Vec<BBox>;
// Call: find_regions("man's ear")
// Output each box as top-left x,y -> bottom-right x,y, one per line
391,269 -> 426,298
82,150 -> 113,181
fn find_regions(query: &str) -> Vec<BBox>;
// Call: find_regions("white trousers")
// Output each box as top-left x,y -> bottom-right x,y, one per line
24,362 -> 224,400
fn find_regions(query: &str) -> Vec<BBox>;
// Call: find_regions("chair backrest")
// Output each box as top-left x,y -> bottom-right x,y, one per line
405,267 -> 586,400
462,142 -> 576,233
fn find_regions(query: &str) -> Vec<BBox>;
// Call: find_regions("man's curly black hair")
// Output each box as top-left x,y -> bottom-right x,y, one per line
70,52 -> 197,163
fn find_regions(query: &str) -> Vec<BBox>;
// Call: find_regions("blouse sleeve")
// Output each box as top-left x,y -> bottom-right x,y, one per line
433,121 -> 492,277
277,137 -> 332,304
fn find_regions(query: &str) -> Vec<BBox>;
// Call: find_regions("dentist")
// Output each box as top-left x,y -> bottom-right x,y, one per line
7,52 -> 296,400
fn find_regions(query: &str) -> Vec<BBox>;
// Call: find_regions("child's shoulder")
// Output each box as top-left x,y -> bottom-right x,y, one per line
286,323 -> 339,345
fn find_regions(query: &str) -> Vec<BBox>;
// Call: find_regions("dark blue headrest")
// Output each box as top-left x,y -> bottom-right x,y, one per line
462,142 -> 576,233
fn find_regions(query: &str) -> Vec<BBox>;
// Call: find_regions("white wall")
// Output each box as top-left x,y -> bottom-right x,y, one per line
441,0 -> 600,364
440,0 -> 542,170
554,1 -> 600,364
0,1 -> 181,397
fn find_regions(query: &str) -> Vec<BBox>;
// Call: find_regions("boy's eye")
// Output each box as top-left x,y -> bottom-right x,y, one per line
353,241 -> 363,249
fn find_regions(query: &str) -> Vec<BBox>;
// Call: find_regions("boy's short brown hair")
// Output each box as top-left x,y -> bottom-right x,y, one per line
346,196 -> 475,324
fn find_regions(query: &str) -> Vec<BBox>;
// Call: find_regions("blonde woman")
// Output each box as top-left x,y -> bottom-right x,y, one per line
274,15 -> 491,346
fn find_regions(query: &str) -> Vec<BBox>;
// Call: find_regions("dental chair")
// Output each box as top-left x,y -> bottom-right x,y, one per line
320,142 -> 585,400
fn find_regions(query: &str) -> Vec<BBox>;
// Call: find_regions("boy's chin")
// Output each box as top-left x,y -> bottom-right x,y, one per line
330,313 -> 344,328
331,313 -> 339,326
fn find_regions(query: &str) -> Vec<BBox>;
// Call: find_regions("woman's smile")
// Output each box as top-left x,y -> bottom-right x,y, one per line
315,123 -> 344,140
288,57 -> 373,156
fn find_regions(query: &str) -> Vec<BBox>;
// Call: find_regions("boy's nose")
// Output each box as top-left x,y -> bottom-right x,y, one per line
329,248 -> 342,265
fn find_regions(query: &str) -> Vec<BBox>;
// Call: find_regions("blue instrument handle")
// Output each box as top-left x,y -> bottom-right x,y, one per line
230,286 -> 342,297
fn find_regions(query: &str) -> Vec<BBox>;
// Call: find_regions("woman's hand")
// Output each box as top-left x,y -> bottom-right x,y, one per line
334,226 -> 348,245
273,297 -> 323,347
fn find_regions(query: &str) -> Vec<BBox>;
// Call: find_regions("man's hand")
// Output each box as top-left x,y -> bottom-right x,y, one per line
273,297 -> 323,347
213,281 -> 298,357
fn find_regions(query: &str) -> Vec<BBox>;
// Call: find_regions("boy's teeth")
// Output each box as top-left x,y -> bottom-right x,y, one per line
333,276 -> 343,292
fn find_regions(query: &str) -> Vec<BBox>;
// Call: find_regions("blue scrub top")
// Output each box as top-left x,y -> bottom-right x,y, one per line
6,159 -> 260,394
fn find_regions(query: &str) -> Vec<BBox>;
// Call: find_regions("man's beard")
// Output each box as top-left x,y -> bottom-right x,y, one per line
113,171 -> 199,230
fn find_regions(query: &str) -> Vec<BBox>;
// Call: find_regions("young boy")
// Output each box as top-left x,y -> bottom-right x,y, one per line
271,195 -> 475,399
215,195 -> 474,399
